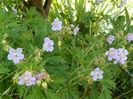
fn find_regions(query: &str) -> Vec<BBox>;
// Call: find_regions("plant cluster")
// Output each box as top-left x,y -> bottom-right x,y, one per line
0,0 -> 133,99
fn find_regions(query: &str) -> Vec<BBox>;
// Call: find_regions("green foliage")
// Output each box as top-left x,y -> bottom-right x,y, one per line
0,0 -> 133,99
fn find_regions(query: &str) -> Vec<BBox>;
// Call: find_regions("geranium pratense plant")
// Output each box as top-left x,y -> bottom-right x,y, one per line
1,0 -> 133,99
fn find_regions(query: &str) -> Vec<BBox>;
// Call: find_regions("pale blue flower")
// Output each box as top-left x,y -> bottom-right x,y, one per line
106,48 -> 128,65
43,37 -> 54,52
7,48 -> 24,64
126,33 -> 133,42
18,71 -> 36,86
114,48 -> 128,64
52,18 -> 62,31
105,48 -> 118,61
91,68 -> 104,81
107,35 -> 115,44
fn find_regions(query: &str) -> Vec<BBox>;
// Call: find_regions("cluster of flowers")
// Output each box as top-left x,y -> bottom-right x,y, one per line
18,71 -> 49,86
7,18 -> 63,64
7,17 -> 132,84
7,17 -> 79,86
105,48 -> 128,64
107,33 -> 133,45
7,37 -> 54,64
105,33 -> 133,65
90,33 -> 133,81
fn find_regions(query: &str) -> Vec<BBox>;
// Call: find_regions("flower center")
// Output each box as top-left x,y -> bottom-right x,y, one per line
14,52 -> 18,57
47,43 -> 51,48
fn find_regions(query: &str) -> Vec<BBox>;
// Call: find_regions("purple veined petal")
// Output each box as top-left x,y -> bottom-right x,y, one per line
124,50 -> 128,55
43,43 -> 47,50
25,81 -> 32,86
110,48 -> 116,51
49,46 -> 54,52
44,37 -> 50,43
45,47 -> 51,52
90,71 -> 95,76
7,53 -> 14,60
18,54 -> 24,60
95,68 -> 100,72
98,75 -> 103,79
13,57 -> 20,64
16,48 -> 23,53
99,70 -> 104,74
108,56 -> 113,61
107,41 -> 112,44
114,55 -> 120,60
18,79 -> 24,85
120,60 -> 126,64
18,76 -> 24,80
9,48 -> 15,53
57,25 -> 62,30
92,76 -> 98,81
24,71 -> 32,77
121,56 -> 127,61
105,51 -> 109,56
31,77 -> 36,85
43,43 -> 54,52
43,44 -> 49,52
52,26 -> 57,31
118,48 -> 124,52
50,40 -> 54,45
54,18 -> 59,22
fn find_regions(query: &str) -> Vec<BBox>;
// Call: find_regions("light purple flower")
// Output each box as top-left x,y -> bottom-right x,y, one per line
91,68 -> 104,81
105,48 -> 118,61
118,48 -> 128,60
18,71 -> 36,86
126,33 -> 133,42
43,37 -> 54,52
107,35 -> 115,44
114,48 -> 128,64
106,48 -> 128,65
73,25 -> 80,36
52,18 -> 62,31
7,48 -> 24,64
